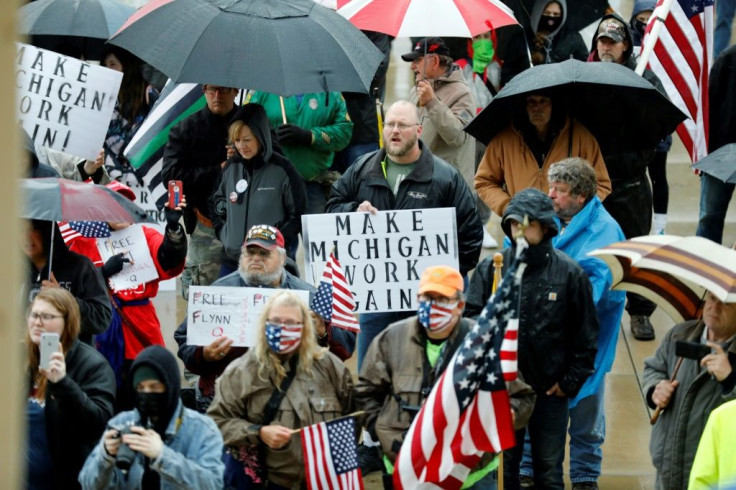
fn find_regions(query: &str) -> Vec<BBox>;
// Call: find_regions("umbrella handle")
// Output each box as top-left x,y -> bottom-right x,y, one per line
279,96 -> 287,124
650,356 -> 684,425
48,221 -> 55,281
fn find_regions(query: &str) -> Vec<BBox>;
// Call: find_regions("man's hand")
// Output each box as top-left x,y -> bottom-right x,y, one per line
226,143 -> 237,160
103,429 -> 122,456
122,426 -> 163,460
259,425 -> 293,449
101,253 -> 130,279
701,342 -> 732,382
652,379 -> 679,408
545,382 -> 567,397
41,272 -> 60,289
277,124 -> 313,146
165,195 -> 187,231
83,149 -> 105,175
357,201 -> 378,214
203,336 -> 234,362
416,79 -> 435,107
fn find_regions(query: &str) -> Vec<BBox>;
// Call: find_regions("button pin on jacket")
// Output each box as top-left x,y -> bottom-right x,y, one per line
548,292 -> 557,301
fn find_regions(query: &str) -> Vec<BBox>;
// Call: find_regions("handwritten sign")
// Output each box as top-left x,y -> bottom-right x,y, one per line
96,224 -> 158,291
16,42 -> 122,160
186,286 -> 310,347
302,208 -> 459,313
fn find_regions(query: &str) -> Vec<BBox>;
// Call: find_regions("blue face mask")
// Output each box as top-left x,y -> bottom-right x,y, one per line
265,322 -> 302,354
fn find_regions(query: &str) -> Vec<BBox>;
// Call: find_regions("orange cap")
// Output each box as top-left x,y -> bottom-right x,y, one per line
418,265 -> 463,298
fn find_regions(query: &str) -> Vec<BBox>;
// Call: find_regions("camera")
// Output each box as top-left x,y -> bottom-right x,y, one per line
111,420 -> 142,472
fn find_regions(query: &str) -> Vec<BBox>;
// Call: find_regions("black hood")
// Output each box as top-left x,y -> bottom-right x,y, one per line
501,188 -> 559,239
29,220 -> 70,269
589,12 -> 634,63
129,345 -> 181,430
230,103 -> 273,162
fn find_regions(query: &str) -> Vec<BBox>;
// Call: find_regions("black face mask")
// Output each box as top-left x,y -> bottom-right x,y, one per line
539,15 -> 563,33
136,392 -> 168,418
632,19 -> 648,36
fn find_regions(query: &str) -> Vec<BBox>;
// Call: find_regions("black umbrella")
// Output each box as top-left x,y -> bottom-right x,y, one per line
691,144 -> 736,184
108,0 -> 384,95
502,0 -> 608,33
464,59 -> 687,153
18,0 -> 136,40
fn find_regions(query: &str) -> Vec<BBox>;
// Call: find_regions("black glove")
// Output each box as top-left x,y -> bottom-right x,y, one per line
165,207 -> 183,231
101,253 -> 129,279
276,124 -> 312,146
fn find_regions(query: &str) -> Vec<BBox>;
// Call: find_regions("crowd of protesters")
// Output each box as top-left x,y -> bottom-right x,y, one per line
20,1 -> 736,489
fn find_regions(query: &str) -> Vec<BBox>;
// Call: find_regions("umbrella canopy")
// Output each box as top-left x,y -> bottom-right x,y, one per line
22,178 -> 153,223
590,235 -> 736,322
108,0 -> 384,95
501,0 -> 607,33
691,143 -> 736,184
18,0 -> 136,39
464,59 -> 687,153
337,0 -> 519,37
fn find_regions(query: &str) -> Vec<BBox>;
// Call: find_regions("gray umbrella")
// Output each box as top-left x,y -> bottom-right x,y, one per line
691,144 -> 736,184
108,0 -> 384,95
19,0 -> 136,39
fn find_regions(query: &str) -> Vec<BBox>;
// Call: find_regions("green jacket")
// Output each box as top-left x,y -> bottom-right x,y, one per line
689,399 -> 736,489
246,92 -> 353,181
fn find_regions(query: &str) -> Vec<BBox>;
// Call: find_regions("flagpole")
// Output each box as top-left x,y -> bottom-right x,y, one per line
290,410 -> 365,434
635,0 -> 675,76
491,252 -> 504,490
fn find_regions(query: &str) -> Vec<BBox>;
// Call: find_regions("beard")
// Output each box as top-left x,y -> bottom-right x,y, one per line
238,266 -> 282,287
386,133 -> 418,159
555,202 -> 584,222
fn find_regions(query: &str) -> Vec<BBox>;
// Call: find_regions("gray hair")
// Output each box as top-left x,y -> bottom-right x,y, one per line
548,158 -> 597,201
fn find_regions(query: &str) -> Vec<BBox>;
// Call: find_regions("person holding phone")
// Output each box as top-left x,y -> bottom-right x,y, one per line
65,181 -> 187,409
25,288 -> 116,490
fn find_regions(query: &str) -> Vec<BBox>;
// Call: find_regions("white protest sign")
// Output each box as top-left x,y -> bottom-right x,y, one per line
96,224 -> 159,291
16,42 -> 122,161
186,286 -> 310,347
302,208 -> 459,313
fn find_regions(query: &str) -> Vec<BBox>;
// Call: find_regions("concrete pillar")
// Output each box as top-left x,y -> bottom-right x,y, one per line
1,0 -> 23,487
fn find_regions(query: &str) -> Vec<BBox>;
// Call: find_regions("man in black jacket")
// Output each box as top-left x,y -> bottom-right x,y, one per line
589,13 -> 663,341
162,85 -> 238,298
466,188 -> 598,490
326,100 -> 483,371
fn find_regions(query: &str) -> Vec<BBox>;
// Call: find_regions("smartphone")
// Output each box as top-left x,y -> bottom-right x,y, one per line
168,180 -> 183,208
675,340 -> 711,361
40,332 -> 60,370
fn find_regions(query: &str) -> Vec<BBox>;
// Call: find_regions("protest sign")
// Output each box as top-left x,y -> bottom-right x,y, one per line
303,208 -> 459,313
97,224 -> 158,291
186,286 -> 310,347
16,42 -> 122,160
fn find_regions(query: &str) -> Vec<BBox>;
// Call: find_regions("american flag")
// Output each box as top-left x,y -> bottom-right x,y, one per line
393,256 -> 525,489
266,323 -> 302,354
58,221 -> 111,244
311,252 -> 360,333
641,0 -> 714,162
301,416 -> 364,490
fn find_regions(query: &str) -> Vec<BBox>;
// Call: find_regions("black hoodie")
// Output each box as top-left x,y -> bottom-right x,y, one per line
128,345 -> 181,434
25,220 -> 112,344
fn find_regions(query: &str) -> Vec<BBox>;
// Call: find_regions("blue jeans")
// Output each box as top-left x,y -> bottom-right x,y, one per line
505,394 -> 568,490
696,173 -> 735,244
715,0 -> 736,56
357,311 -> 414,371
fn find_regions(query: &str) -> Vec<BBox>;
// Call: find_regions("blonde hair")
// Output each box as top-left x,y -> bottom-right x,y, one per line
26,288 -> 81,399
254,290 -> 326,388
228,119 -> 248,145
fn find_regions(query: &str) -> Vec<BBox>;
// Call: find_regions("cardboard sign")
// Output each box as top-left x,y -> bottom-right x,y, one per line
16,42 -> 122,160
302,208 -> 459,313
96,224 -> 159,291
186,286 -> 310,347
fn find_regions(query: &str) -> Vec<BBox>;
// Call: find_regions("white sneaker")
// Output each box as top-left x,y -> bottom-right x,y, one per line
482,228 -> 498,249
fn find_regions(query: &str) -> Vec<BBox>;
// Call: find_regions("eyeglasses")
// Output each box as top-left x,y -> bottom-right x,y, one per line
204,86 -> 232,95
384,121 -> 419,131
266,320 -> 304,328
27,312 -> 63,322
244,247 -> 272,257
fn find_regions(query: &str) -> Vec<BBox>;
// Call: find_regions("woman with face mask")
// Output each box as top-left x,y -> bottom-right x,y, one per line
25,288 -> 115,490
208,291 -> 355,489
79,345 -> 225,489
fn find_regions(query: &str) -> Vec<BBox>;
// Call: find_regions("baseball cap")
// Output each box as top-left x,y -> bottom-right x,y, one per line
106,181 -> 136,202
597,19 -> 626,43
243,224 -> 285,250
418,265 -> 464,298
401,37 -> 451,61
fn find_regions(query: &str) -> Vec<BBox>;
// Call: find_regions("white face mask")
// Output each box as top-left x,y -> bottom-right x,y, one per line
417,299 -> 458,334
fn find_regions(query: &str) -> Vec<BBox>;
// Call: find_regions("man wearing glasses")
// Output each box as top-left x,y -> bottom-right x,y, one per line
163,84 -> 239,298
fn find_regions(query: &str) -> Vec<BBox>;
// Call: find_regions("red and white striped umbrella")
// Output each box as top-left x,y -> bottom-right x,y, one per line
590,235 -> 736,323
336,0 -> 519,38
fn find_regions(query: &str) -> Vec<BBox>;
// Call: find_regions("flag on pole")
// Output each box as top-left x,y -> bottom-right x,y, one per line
58,221 -> 111,244
301,416 -> 364,490
311,252 -> 360,332
124,81 -> 206,209
641,0 -> 714,162
393,255 -> 525,489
